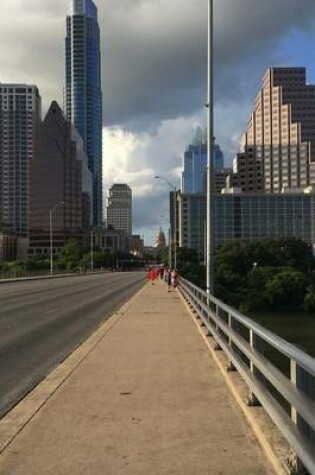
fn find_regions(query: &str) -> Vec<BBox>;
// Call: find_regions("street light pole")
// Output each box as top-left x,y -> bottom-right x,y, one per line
155,176 -> 177,269
50,202 -> 65,276
206,0 -> 214,294
174,187 -> 177,269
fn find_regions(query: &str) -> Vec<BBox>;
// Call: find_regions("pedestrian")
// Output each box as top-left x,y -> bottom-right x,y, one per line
167,268 -> 172,292
171,269 -> 178,289
147,267 -> 158,285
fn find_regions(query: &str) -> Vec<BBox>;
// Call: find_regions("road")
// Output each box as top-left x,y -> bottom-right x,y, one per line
0,272 -> 145,418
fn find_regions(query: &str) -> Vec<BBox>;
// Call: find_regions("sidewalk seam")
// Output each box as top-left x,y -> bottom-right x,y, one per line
0,282 -> 147,456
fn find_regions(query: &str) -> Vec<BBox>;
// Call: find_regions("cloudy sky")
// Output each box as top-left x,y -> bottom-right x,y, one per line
1,0 -> 315,243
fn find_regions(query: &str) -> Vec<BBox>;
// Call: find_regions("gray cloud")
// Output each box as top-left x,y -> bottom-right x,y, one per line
1,1 -> 315,241
1,0 -> 314,128
101,0 -> 315,128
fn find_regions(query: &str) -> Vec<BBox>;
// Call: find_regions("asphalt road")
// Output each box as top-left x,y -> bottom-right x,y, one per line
0,272 -> 145,418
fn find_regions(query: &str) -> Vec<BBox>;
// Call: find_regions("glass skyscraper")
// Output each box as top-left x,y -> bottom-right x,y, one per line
182,128 -> 225,194
178,191 -> 315,258
65,0 -> 103,226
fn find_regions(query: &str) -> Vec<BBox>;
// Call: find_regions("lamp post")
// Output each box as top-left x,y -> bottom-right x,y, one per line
155,176 -> 177,269
50,202 -> 65,276
206,0 -> 214,294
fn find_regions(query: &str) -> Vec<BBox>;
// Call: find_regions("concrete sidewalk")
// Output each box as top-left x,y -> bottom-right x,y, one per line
0,281 -> 273,475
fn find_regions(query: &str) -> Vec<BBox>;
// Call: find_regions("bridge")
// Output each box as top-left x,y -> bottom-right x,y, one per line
0,274 -> 314,474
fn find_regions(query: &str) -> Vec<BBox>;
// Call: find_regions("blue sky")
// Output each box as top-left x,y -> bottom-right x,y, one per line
280,30 -> 315,80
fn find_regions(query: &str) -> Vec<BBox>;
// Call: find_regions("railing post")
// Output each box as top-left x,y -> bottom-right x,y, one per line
213,304 -> 221,351
199,291 -> 205,326
215,304 -> 219,331
246,329 -> 262,407
227,313 -> 236,372
286,360 -> 314,474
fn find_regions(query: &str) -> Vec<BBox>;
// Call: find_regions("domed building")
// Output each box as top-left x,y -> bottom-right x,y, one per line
155,227 -> 166,248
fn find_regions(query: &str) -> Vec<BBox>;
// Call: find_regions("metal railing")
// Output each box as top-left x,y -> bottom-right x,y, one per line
0,268 -> 112,281
179,277 -> 315,475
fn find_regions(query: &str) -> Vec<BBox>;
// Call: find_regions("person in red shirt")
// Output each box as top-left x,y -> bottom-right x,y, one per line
147,267 -> 158,284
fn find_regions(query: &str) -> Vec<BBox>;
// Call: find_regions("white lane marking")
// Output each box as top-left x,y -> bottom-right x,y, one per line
45,307 -> 59,315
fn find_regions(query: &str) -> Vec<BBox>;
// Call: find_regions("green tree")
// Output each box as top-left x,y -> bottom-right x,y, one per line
176,247 -> 205,288
214,238 -> 315,311
80,251 -> 113,270
2,261 -> 26,276
26,257 -> 50,271
265,271 -> 308,308
304,288 -> 315,312
57,240 -> 84,270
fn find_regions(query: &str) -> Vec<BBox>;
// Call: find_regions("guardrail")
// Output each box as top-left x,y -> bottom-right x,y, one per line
179,277 -> 315,475
0,269 -> 70,280
0,268 -> 112,281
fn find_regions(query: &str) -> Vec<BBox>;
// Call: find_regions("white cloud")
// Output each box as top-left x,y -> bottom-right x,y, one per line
103,114 -> 203,240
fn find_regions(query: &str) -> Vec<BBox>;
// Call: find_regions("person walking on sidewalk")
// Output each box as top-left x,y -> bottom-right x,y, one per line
171,269 -> 178,289
147,267 -> 158,285
165,267 -> 172,292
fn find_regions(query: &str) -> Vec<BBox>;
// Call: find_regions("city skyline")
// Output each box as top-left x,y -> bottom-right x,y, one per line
1,1 -> 315,242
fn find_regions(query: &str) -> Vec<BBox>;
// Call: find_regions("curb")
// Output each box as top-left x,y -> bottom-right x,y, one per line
0,283 -> 147,456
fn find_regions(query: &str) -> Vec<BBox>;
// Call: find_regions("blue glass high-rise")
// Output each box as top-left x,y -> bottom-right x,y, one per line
182,128 -> 224,194
65,0 -> 103,226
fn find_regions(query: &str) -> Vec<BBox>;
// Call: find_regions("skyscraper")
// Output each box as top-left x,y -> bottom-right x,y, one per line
178,190 -> 315,257
239,67 -> 315,192
65,0 -> 103,226
182,128 -> 225,194
29,101 -> 93,257
107,184 -> 132,236
0,84 -> 41,237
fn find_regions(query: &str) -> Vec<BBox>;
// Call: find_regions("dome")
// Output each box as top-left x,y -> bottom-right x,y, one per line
155,227 -> 166,248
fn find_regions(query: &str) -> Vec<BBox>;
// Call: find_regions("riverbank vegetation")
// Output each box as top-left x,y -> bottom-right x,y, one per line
215,238 -> 315,313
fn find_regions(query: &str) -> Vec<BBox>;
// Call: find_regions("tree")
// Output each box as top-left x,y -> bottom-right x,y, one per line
265,271 -> 308,308
57,240 -> 84,270
176,248 -> 206,288
26,257 -> 50,271
214,238 -> 315,311
80,251 -> 113,270
304,288 -> 315,312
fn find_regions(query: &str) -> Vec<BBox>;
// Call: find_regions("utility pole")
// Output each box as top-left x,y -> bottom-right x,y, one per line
206,0 -> 214,295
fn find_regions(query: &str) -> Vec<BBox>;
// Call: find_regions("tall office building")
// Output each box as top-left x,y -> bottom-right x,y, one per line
214,144 -> 224,170
182,128 -> 225,193
29,102 -> 93,257
240,67 -> 315,192
107,184 -> 132,236
178,189 -> 315,258
232,147 -> 264,192
0,84 -> 41,237
65,0 -> 103,226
